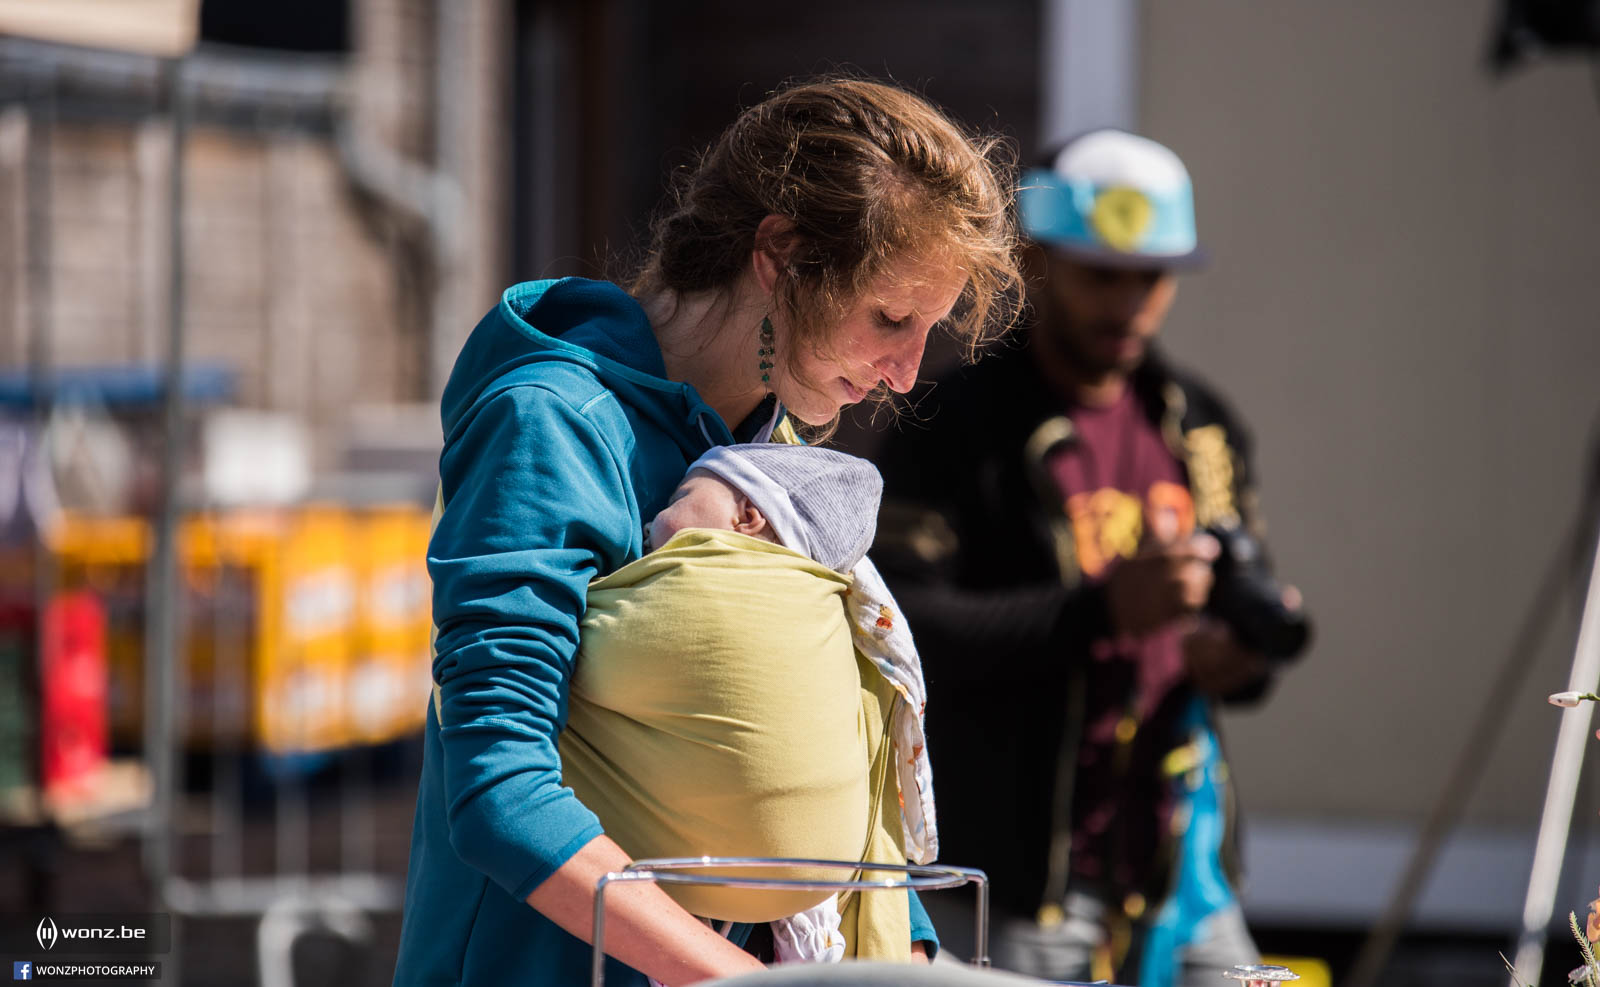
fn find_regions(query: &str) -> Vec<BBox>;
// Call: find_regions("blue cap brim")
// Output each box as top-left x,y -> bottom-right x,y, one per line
1039,239 -> 1209,272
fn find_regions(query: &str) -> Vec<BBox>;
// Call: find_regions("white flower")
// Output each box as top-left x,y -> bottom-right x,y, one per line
1551,691 -> 1585,707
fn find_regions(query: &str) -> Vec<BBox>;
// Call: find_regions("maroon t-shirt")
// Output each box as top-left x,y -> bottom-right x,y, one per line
1044,385 -> 1196,893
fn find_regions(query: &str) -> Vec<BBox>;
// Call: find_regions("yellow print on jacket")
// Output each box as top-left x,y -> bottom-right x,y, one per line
1184,425 -> 1239,528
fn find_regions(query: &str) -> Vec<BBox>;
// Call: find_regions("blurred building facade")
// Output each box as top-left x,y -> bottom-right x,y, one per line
0,0 -> 511,459
2,3 -> 1598,984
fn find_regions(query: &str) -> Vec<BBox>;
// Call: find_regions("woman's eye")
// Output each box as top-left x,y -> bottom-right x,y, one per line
876,311 -> 912,329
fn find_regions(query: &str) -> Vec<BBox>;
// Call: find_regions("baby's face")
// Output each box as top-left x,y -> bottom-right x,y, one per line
648,471 -> 773,551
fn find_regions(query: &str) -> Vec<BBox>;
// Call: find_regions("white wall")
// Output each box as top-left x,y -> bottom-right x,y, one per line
1138,0 -> 1600,849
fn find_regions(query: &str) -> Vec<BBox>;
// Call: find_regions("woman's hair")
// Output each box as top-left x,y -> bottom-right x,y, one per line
631,75 -> 1023,370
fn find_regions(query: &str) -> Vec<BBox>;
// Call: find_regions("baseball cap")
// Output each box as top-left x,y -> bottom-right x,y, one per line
1019,129 -> 1206,270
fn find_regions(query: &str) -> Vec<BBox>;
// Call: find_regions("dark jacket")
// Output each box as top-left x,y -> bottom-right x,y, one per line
872,331 -> 1281,918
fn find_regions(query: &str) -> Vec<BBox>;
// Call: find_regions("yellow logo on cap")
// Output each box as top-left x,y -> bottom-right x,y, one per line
1089,186 -> 1153,251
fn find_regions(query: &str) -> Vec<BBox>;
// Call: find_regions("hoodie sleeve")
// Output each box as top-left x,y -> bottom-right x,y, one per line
428,381 -> 637,900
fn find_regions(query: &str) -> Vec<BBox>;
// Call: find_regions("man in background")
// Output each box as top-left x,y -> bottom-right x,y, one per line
872,129 -> 1308,986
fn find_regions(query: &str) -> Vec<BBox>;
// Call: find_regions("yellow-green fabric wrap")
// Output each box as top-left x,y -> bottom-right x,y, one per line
835,637 -> 910,960
560,528 -> 909,957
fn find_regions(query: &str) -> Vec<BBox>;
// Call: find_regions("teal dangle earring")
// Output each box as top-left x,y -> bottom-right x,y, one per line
757,316 -> 776,386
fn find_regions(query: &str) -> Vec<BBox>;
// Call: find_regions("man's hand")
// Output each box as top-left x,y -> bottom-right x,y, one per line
1106,533 -> 1219,638
1182,618 -> 1271,697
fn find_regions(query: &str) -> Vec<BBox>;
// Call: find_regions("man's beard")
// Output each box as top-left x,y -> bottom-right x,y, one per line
1044,314 -> 1143,379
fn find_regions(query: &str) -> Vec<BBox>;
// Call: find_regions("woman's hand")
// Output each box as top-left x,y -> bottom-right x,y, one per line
910,941 -> 931,964
524,834 -> 765,985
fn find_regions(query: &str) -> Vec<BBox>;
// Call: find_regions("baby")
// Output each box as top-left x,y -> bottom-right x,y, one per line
563,444 -> 934,959
629,443 -> 938,963
644,445 -> 933,852
647,443 -> 880,576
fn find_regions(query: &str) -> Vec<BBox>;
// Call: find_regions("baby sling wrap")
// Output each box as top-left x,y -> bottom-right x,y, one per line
560,528 -> 911,959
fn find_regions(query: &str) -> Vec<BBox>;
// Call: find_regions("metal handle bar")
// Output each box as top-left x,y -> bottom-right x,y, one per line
591,856 -> 989,987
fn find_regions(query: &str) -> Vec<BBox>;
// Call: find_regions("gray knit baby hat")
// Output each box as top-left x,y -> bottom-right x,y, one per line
710,444 -> 883,573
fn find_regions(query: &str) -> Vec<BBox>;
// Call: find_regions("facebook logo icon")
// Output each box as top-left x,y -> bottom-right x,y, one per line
11,962 -> 29,980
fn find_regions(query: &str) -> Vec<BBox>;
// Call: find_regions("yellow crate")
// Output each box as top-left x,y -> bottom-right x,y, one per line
51,507 -> 362,755
347,504 -> 434,744
230,506 -> 357,754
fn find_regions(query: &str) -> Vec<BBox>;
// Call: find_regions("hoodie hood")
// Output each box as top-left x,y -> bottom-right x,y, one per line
440,278 -> 735,453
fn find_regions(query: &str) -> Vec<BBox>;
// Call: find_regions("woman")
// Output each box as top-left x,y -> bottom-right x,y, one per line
393,77 -> 1021,986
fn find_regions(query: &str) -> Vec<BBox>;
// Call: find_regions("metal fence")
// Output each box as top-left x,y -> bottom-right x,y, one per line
1,35 -> 436,987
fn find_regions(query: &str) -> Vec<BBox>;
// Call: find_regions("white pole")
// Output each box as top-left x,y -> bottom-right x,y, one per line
1511,522 -> 1600,987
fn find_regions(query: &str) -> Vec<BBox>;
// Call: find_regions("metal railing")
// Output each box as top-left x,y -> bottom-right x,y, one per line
591,857 -> 990,987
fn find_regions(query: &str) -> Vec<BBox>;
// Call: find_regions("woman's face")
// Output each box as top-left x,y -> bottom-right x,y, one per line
772,254 -> 968,426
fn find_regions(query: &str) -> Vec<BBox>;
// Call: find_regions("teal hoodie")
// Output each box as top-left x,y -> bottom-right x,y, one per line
393,279 -> 934,986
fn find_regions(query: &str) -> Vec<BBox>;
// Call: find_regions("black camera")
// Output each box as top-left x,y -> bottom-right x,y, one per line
1204,525 -> 1311,662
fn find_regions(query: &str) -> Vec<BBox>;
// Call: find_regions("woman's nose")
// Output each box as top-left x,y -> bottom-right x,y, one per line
876,334 -> 928,394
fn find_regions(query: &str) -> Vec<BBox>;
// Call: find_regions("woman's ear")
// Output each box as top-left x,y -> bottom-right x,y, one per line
751,214 -> 798,295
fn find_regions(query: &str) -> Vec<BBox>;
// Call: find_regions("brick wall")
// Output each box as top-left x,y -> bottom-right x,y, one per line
0,0 -> 512,451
